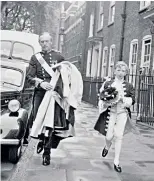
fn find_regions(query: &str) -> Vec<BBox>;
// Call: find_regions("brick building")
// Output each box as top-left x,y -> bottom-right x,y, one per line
81,1 -> 154,80
59,1 -> 154,123
59,1 -> 86,70
60,1 -> 154,77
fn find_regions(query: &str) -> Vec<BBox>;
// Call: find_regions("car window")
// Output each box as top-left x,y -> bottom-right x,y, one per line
0,41 -> 12,57
12,42 -> 34,61
1,67 -> 23,87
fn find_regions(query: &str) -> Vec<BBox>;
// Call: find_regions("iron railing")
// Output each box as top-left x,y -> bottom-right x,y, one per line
82,74 -> 154,126
136,74 -> 154,126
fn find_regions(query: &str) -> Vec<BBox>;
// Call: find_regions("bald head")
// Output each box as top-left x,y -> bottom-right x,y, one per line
39,32 -> 53,52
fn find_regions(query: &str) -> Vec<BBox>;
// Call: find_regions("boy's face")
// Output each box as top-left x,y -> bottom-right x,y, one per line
114,66 -> 127,79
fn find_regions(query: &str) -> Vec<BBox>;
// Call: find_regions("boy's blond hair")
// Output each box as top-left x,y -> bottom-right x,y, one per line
115,61 -> 129,74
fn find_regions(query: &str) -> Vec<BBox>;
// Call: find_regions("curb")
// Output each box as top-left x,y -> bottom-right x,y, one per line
9,138 -> 38,181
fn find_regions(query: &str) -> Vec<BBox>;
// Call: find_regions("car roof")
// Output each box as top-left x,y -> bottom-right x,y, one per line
1,30 -> 41,53
1,59 -> 28,73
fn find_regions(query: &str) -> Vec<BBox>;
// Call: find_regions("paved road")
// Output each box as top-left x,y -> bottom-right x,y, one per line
7,102 -> 154,181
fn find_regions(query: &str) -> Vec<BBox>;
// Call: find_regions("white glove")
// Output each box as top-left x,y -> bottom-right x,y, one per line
40,81 -> 53,91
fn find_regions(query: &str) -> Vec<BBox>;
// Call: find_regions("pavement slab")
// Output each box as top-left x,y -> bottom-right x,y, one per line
1,171 -> 12,181
118,173 -> 154,181
24,169 -> 66,181
66,170 -> 119,181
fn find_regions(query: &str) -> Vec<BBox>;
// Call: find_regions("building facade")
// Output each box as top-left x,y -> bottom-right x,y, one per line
58,1 -> 154,124
60,1 -> 154,77
59,1 -> 86,70
81,1 -> 154,80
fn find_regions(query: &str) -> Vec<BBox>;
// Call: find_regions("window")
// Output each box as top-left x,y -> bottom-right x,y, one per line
140,1 -> 151,10
141,35 -> 152,74
108,45 -> 115,77
129,39 -> 138,86
12,42 -> 34,61
91,46 -> 99,77
86,48 -> 92,76
144,39 -> 151,63
100,14 -> 104,28
0,41 -> 12,57
108,1 -> 115,24
96,42 -> 102,77
1,67 -> 23,87
101,47 -> 108,77
98,2 -> 104,30
129,39 -> 138,74
89,13 -> 94,37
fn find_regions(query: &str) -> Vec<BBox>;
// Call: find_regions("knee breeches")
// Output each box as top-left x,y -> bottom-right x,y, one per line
106,112 -> 127,141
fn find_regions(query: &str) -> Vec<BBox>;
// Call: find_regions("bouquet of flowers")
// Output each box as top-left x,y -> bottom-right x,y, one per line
99,85 -> 119,104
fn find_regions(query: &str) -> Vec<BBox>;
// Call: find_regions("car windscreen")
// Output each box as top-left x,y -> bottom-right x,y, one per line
1,67 -> 23,87
0,41 -> 12,57
12,42 -> 34,61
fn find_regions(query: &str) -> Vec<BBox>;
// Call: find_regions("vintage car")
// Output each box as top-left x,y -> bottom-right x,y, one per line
0,30 -> 41,163
1,30 -> 41,63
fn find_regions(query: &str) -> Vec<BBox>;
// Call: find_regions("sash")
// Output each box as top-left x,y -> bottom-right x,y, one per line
35,53 -> 55,76
35,53 -> 61,90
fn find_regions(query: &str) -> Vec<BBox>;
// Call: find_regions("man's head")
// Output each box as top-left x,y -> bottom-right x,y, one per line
114,61 -> 129,80
39,32 -> 52,52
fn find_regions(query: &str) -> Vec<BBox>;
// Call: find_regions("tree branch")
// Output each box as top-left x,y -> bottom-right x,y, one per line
22,15 -> 30,30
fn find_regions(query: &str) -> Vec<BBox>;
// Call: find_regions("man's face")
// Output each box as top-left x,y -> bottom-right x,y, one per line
114,66 -> 127,79
39,34 -> 52,52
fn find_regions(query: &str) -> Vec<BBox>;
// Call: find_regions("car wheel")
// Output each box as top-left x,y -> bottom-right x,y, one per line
8,142 -> 23,164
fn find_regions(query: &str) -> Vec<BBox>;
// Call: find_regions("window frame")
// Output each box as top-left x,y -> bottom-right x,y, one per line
86,48 -> 92,77
141,35 -> 152,74
97,2 -> 104,31
91,45 -> 100,77
89,13 -> 94,37
96,42 -> 103,77
108,1 -> 115,25
101,46 -> 108,77
140,1 -> 151,11
129,39 -> 138,65
108,44 -> 115,77
12,41 -> 34,61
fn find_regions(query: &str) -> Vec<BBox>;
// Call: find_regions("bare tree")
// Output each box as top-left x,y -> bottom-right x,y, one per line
1,1 -> 61,46
1,1 -> 32,31
1,1 -> 60,34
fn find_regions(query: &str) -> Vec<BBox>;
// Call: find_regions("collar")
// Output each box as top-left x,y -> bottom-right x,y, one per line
41,49 -> 52,54
114,77 -> 124,83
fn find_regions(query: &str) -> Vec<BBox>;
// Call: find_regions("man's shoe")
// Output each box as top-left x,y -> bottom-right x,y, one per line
114,164 -> 122,173
102,147 -> 108,157
23,139 -> 29,145
42,155 -> 50,166
37,141 -> 44,154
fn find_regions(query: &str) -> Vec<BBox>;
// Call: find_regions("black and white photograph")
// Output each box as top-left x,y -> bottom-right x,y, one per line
0,1 -> 154,181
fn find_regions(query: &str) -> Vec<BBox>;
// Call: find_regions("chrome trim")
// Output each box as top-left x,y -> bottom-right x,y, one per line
0,139 -> 19,145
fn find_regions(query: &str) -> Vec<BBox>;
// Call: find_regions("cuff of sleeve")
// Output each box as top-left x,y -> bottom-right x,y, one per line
33,78 -> 44,88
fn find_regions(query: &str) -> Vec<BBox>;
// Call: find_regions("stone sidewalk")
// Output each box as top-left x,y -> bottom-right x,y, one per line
10,102 -> 154,181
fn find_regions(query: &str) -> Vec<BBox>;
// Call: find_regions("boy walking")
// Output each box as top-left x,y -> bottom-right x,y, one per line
94,61 -> 136,172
